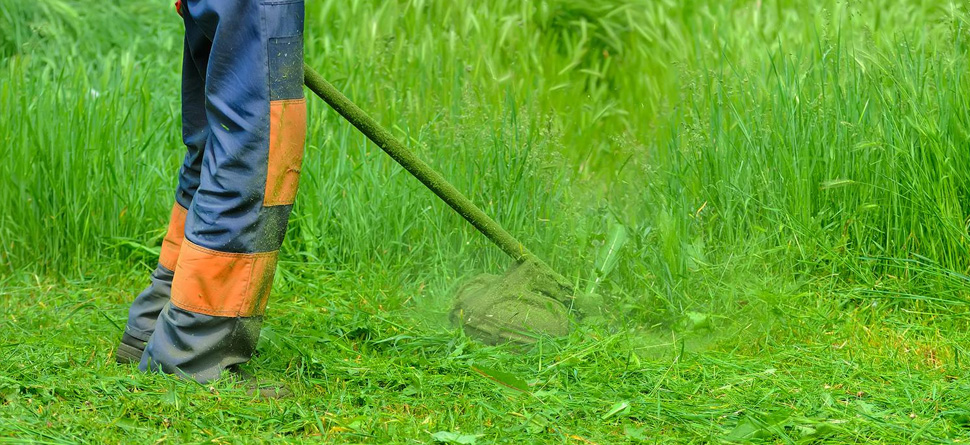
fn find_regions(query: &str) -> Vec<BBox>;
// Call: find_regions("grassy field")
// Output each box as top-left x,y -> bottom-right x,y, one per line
3,0 -> 970,442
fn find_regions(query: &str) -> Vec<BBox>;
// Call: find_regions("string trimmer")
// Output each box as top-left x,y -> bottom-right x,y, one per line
303,64 -> 575,345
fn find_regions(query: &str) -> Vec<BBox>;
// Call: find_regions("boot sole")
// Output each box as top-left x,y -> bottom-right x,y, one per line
115,341 -> 144,365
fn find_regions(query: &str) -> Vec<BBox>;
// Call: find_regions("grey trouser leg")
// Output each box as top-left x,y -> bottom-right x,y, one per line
123,266 -> 175,342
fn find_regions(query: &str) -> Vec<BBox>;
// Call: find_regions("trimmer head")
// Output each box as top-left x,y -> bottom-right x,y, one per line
449,260 -> 574,345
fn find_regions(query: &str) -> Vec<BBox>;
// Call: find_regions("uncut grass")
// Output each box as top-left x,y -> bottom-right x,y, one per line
2,0 -> 969,296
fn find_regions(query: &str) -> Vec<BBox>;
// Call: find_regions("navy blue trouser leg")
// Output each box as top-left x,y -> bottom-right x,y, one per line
122,15 -> 210,345
125,0 -> 306,383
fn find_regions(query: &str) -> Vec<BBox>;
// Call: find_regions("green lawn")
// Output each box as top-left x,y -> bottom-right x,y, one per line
3,267 -> 969,443
3,0 -> 970,442
0,271 -> 970,444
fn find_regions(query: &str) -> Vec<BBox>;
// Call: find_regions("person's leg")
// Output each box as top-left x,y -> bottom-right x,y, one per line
140,0 -> 306,383
116,3 -> 212,364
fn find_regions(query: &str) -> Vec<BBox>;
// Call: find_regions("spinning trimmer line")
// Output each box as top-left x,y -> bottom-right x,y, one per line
303,63 -> 575,344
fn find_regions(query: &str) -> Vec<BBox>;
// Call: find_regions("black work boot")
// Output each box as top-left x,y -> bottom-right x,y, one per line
115,332 -> 147,365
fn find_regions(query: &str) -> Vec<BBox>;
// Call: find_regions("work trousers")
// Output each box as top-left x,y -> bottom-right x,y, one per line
122,0 -> 306,383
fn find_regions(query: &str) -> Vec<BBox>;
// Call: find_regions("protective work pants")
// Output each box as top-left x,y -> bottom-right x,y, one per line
122,0 -> 306,383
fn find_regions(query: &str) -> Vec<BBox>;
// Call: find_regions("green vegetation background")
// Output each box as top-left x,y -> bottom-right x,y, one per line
2,0 -> 970,443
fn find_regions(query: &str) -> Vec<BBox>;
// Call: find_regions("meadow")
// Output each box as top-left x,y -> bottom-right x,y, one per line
2,0 -> 970,442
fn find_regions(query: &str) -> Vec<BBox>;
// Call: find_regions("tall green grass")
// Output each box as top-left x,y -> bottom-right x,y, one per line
2,0 -> 969,320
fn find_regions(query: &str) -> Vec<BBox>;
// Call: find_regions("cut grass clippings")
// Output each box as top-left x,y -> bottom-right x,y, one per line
2,268 -> 970,443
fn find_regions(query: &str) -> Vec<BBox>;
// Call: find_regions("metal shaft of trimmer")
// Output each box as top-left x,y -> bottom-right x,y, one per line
303,63 -> 535,264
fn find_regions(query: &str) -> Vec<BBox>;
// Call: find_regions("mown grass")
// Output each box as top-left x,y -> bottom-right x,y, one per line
4,269 -> 970,443
2,0 -> 970,442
